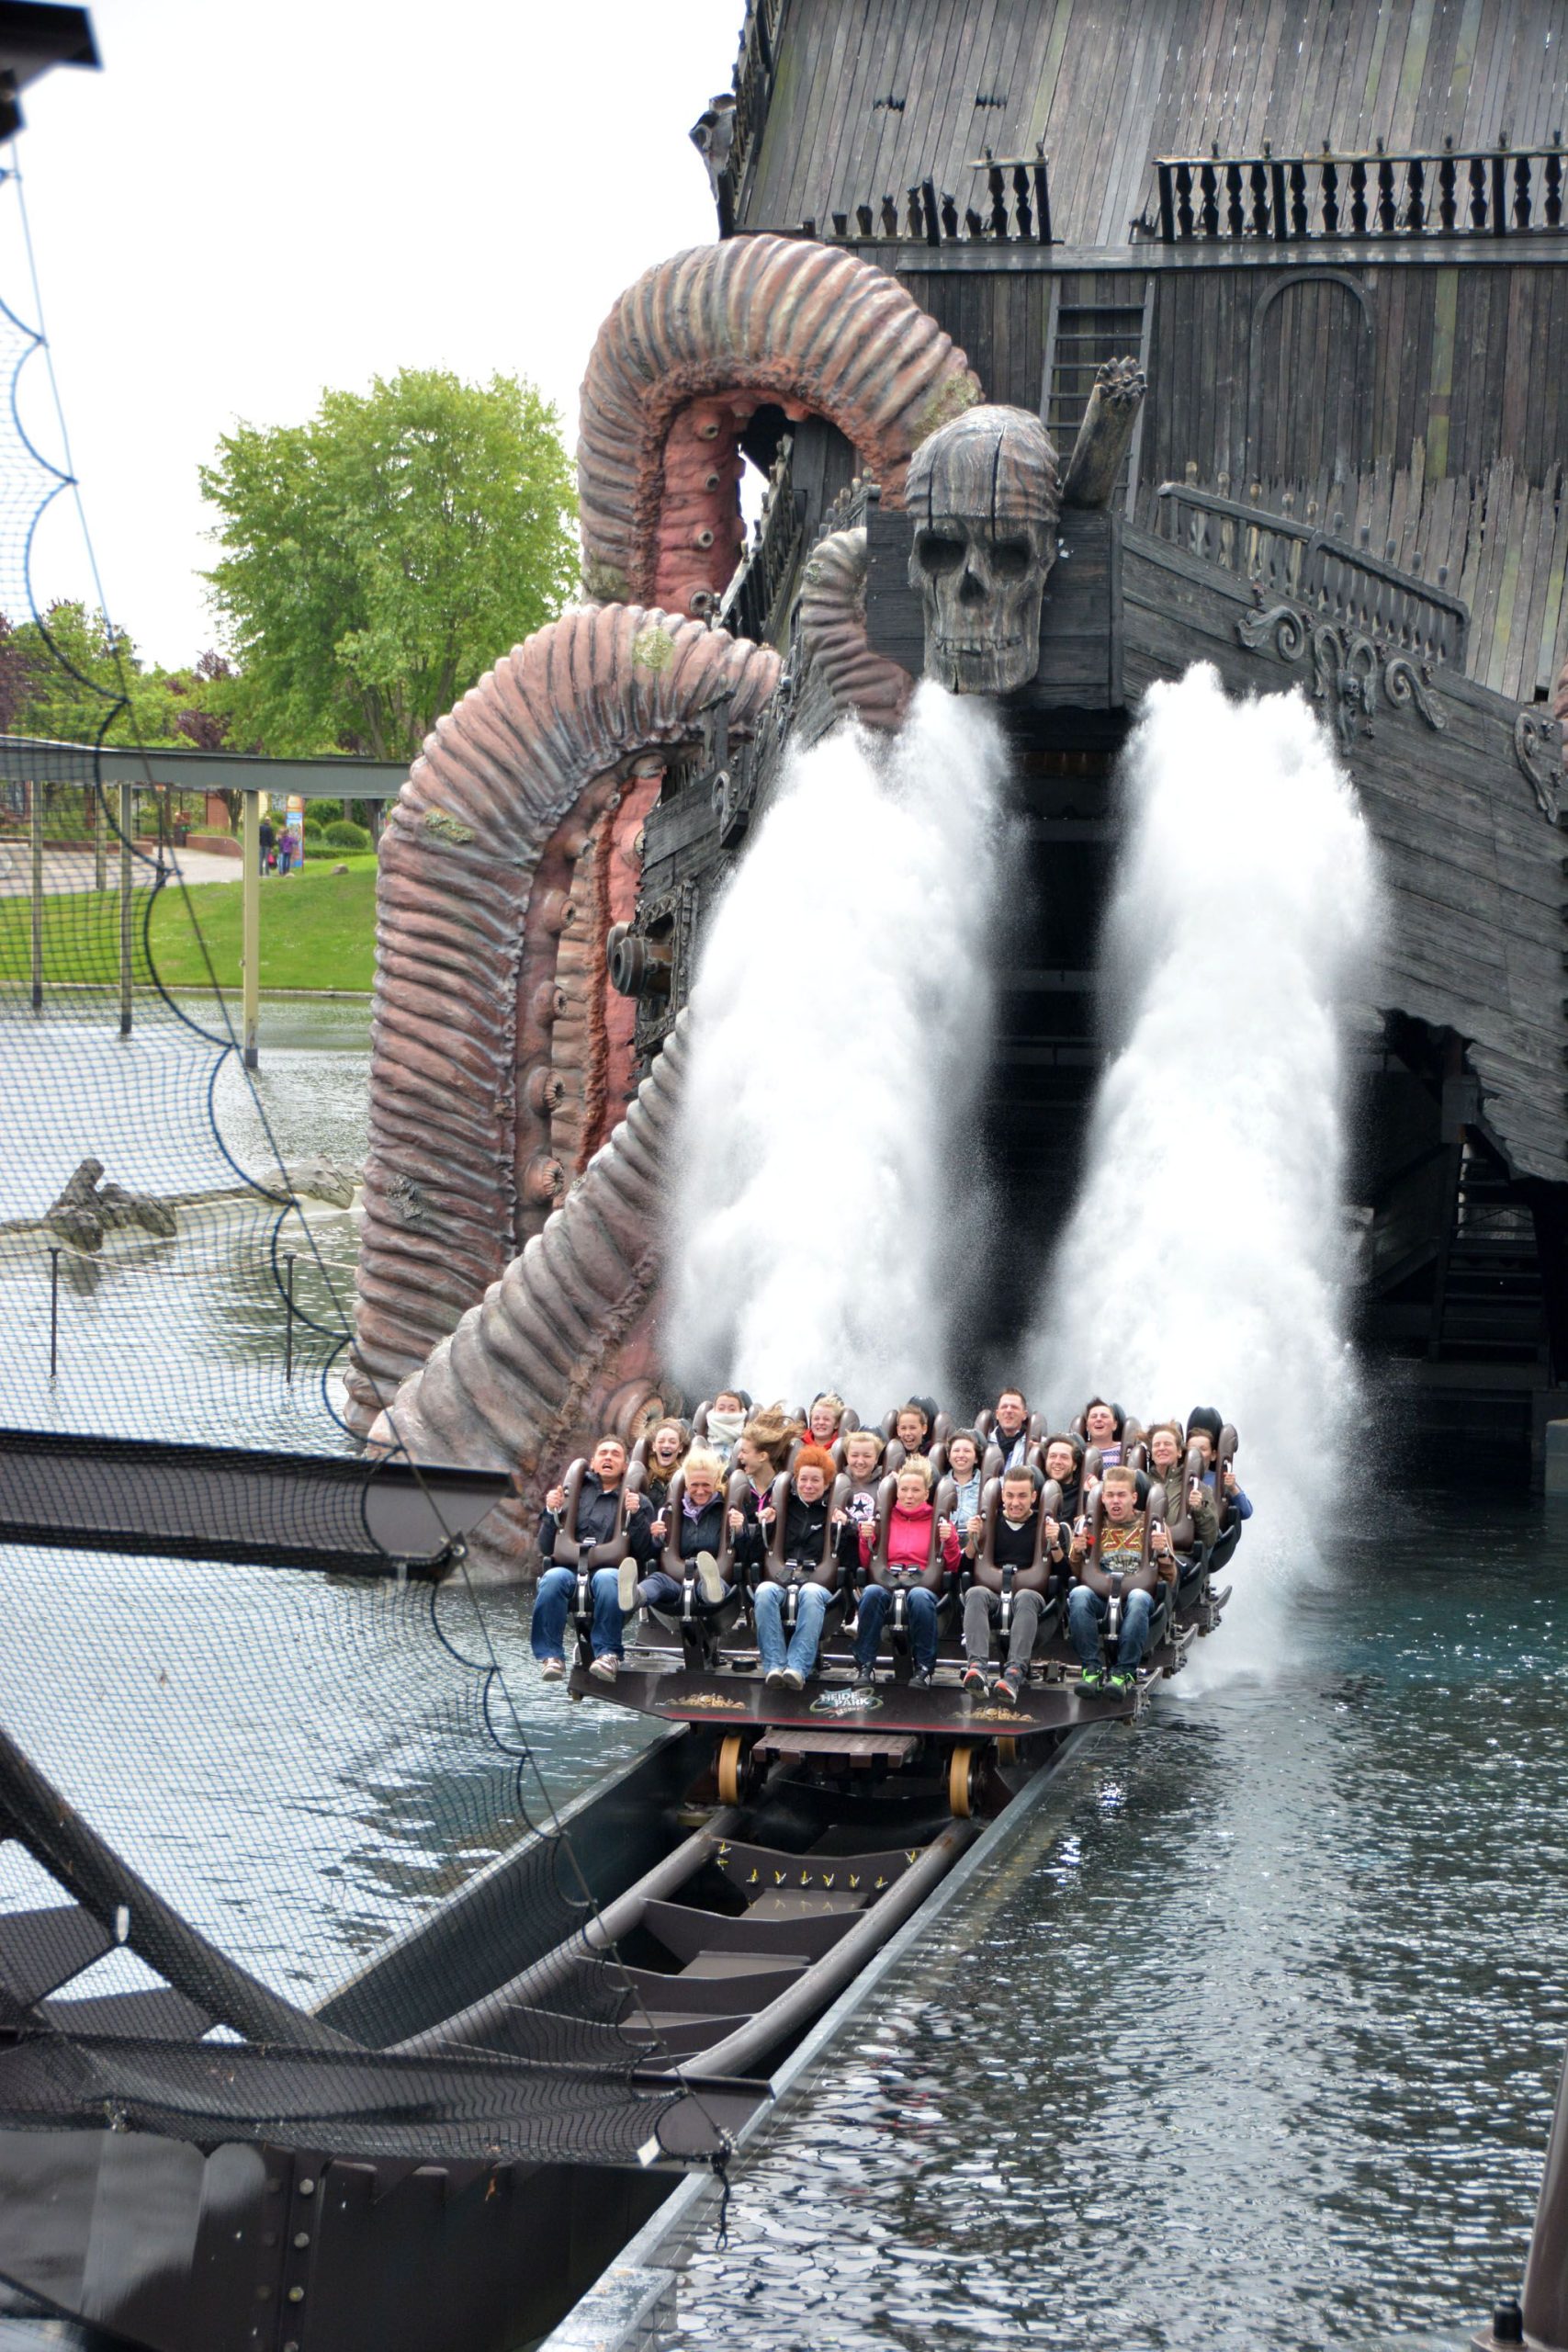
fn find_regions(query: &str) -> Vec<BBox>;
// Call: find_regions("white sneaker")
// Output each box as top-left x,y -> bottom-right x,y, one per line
782,1668 -> 806,1691
764,1666 -> 788,1688
588,1654 -> 619,1682
617,1557 -> 638,1614
694,1551 -> 725,1607
540,1657 -> 564,1682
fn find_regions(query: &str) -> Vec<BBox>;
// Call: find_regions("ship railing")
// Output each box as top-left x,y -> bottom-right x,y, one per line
708,0 -> 787,237
1154,144 -> 1568,245
1153,480 -> 1470,670
795,152 -> 1053,246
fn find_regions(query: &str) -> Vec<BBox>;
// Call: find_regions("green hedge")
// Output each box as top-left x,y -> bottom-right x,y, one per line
321,818 -> 372,851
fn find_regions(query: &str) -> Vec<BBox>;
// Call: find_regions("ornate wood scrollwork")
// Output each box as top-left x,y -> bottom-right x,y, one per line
1236,595 -> 1447,749
1513,707 -> 1563,825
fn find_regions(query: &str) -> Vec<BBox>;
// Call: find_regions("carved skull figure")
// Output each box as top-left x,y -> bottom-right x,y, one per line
906,403 -> 1060,694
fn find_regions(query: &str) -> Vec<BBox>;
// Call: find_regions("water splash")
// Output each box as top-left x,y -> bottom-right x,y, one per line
1026,665 -> 1382,1660
666,682 -> 1006,1408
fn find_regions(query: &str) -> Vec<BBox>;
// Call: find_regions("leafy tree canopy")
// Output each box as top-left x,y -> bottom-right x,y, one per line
0,603 -> 241,753
198,368 -> 579,761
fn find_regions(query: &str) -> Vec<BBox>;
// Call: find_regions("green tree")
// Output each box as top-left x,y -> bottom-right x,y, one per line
6,602 -> 186,748
198,368 -> 578,761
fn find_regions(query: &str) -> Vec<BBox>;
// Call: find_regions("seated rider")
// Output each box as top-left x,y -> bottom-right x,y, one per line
747,1444 -> 845,1690
840,1426 -> 885,1535
961,1464 -> 1061,1706
703,1389 -> 750,1467
851,1453 -> 958,1690
1041,1431 -> 1086,1543
641,1418 -> 689,1513
946,1429 -> 985,1560
733,1406 -> 802,1517
1185,1408 -> 1253,1527
806,1392 -> 847,1450
991,1386 -> 1032,1472
1082,1396 -> 1125,1466
532,1436 -> 652,1683
891,1398 -> 933,1459
628,1449 -> 737,1644
1067,1463 -> 1175,1694
1145,1421 -> 1218,1567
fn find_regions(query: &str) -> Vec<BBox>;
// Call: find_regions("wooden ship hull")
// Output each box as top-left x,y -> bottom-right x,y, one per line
587,0 -> 1568,1487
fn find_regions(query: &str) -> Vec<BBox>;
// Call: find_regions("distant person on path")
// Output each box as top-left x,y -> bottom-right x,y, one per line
276,825 -> 294,876
257,815 -> 275,872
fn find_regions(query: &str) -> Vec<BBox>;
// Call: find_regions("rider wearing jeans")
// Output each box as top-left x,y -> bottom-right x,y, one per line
852,1456 -> 959,1688
747,1445 -> 843,1690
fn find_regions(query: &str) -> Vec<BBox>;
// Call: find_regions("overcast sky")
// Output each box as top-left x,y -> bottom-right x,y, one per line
11,0 -> 745,666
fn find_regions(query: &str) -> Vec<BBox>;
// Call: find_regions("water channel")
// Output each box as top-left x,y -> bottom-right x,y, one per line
0,1001 -> 1563,2349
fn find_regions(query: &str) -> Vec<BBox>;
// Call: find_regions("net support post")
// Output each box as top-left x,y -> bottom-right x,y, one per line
118,783 -> 132,1037
242,789 -> 260,1069
28,778 -> 41,1011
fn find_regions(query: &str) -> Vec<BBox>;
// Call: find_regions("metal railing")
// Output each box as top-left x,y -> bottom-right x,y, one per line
1155,144 -> 1568,243
807,153 -> 1053,246
1153,481 -> 1470,669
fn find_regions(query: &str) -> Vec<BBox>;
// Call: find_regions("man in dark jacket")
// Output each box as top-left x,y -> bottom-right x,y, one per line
531,1437 -> 651,1682
961,1466 -> 1058,1704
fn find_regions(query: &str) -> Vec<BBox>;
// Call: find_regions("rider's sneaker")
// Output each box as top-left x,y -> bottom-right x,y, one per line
694,1551 -> 725,1607
616,1557 -> 638,1615
782,1668 -> 806,1691
588,1654 -> 619,1683
1078,1668 -> 1105,1695
540,1657 -> 564,1682
854,1666 -> 877,1688
994,1669 -> 1021,1705
961,1662 -> 988,1692
1105,1668 -> 1134,1694
909,1667 -> 934,1689
764,1666 -> 788,1688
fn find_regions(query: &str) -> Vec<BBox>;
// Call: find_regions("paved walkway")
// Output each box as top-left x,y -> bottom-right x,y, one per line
0,844 -> 284,894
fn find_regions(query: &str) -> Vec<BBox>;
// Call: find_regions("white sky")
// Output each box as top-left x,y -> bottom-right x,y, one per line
12,0 -> 746,667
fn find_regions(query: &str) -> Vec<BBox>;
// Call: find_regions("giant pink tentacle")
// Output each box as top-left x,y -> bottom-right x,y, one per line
346,613 -> 778,1433
577,234 -> 981,616
364,1018 -> 692,1579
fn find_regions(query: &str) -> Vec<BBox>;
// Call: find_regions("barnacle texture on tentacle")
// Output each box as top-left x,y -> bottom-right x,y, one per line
347,613 -> 778,1434
366,1021 -> 691,1578
796,527 -> 915,733
577,234 -> 982,616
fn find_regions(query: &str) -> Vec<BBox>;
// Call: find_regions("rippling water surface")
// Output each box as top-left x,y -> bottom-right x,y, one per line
660,1501 -> 1568,2351
1,1001 -> 1565,2349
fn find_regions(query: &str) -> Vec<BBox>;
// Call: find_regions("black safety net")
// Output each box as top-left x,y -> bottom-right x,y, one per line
0,157 -> 737,2175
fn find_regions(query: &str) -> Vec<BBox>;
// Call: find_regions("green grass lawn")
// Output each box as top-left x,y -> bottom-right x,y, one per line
0,854 -> 379,994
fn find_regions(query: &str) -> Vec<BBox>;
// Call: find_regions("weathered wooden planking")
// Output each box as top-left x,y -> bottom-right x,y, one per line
740,0 -> 1568,246
1117,526 -> 1567,1179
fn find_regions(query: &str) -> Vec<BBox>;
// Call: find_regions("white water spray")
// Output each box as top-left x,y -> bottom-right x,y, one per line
666,682 -> 1007,1406
1027,665 -> 1382,1652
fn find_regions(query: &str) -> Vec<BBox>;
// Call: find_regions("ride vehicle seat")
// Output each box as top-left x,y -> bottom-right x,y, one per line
969,1469 -> 1064,1658
857,1466 -> 960,1675
638,1462 -> 745,1668
551,1454 -> 648,1653
1074,1478 -> 1172,1655
753,1467 -> 848,1634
